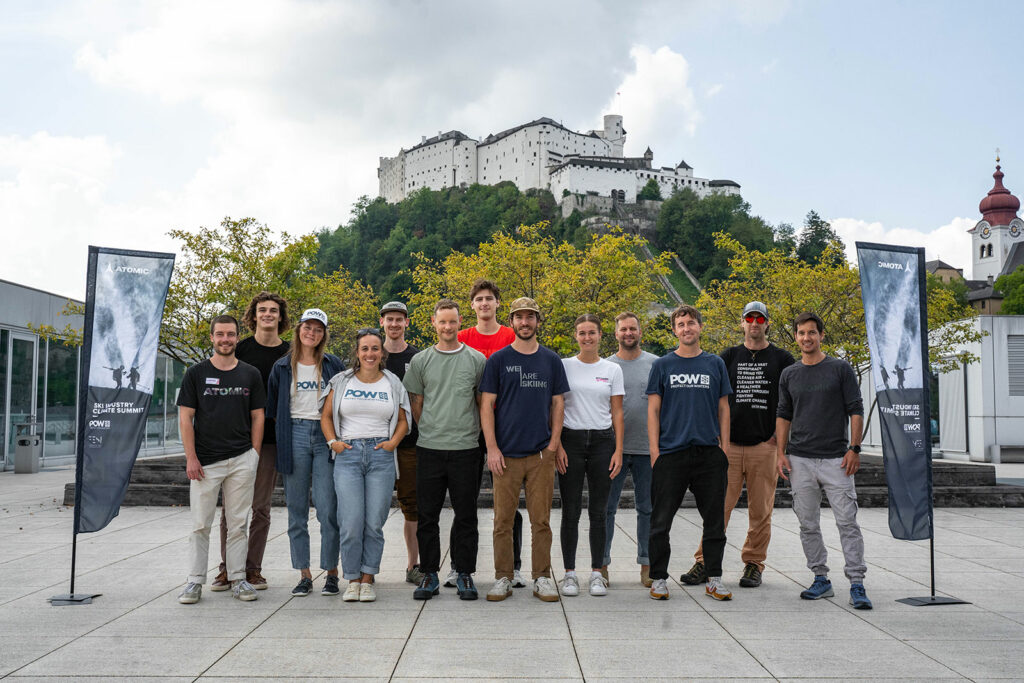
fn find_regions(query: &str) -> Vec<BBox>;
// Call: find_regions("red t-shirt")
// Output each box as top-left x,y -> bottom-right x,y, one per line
458,325 -> 515,358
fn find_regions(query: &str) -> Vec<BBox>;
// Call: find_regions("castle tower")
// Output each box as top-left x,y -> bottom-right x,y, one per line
603,114 -> 625,157
970,158 -> 1023,280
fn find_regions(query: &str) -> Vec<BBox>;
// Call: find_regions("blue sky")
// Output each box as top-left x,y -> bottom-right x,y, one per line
1,0 -> 1020,298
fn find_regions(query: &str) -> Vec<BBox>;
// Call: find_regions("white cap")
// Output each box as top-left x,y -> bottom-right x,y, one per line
299,308 -> 328,326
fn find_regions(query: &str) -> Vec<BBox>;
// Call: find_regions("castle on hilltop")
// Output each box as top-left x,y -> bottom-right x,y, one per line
378,114 -> 740,204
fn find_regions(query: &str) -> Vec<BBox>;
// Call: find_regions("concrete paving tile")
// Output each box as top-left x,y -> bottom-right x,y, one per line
394,679 -> 579,682
830,589 -> 978,612
412,606 -> 569,638
250,607 -> 416,639
201,678 -> 387,683
6,678 -> 194,682
205,636 -> 405,678
860,610 -> 1024,640
92,605 -> 275,637
565,609 -> 730,639
394,637 -> 581,679
588,680 -> 775,683
906,639 -> 1024,678
941,589 -> 1024,613
14,635 -> 238,677
0,636 -> 79,677
0,605 -> 129,636
574,638 -> 768,679
713,607 -> 892,640
740,638 -> 962,679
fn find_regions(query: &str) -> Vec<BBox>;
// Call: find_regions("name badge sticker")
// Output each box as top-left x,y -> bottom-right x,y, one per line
205,377 -> 220,385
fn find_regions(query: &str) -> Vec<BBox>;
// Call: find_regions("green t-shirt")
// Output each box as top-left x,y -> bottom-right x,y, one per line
403,343 -> 486,450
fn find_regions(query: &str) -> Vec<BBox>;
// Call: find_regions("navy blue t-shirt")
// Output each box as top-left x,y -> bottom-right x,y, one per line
647,351 -> 732,453
479,345 -> 570,457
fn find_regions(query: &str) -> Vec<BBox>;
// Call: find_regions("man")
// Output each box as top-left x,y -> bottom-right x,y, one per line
380,300 -> 423,585
646,304 -> 733,601
452,279 -> 526,589
177,315 -> 266,604
404,299 -> 487,601
683,301 -> 795,589
480,297 -> 569,602
603,312 -> 657,587
210,291 -> 289,592
777,312 -> 871,610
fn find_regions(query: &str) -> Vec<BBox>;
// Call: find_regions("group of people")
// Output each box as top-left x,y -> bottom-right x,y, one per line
175,281 -> 872,611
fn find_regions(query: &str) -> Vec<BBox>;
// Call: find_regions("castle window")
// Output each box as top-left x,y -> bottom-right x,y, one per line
988,244 -> 994,257
981,245 -> 986,259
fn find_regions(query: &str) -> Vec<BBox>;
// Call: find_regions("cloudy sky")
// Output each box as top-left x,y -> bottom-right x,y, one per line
2,0 -> 1021,298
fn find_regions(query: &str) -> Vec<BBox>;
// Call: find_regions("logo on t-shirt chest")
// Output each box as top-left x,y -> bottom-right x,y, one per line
506,365 -> 548,389
669,373 -> 711,388
203,386 -> 250,396
344,388 -> 390,401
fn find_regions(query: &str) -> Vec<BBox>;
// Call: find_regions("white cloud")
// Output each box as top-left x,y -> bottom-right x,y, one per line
705,83 -> 724,98
830,216 -> 977,278
761,58 -> 779,74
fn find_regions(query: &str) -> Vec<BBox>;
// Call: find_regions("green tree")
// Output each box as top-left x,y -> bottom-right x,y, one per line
637,178 -> 662,201
796,210 -> 845,266
995,265 -> 1024,314
926,272 -> 969,309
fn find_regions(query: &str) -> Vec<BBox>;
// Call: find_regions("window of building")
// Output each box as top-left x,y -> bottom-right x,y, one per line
1010,336 -> 1024,396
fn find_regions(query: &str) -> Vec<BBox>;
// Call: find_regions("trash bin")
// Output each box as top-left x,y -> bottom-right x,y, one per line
15,434 -> 42,474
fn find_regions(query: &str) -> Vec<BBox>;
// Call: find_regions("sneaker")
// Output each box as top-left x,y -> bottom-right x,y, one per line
321,575 -> 340,596
533,576 -> 559,602
406,564 -> 425,585
178,582 -> 201,604
849,583 -> 873,610
589,571 -> 608,596
232,580 -> 258,602
247,570 -> 268,590
343,581 -> 361,602
705,576 -> 733,601
679,561 -> 707,585
800,575 -> 834,600
739,563 -> 762,588
414,572 -> 440,600
512,569 -> 527,588
443,568 -> 459,588
291,577 -> 313,596
486,577 -> 513,602
560,573 -> 580,597
359,581 -> 376,602
210,569 -> 230,592
640,565 -> 652,588
456,572 -> 478,601
650,578 -> 670,600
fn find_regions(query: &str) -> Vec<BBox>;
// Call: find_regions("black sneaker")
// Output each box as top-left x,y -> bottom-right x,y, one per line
291,577 -> 313,596
679,561 -> 707,585
321,575 -> 340,596
456,572 -> 478,601
739,563 -> 762,588
413,572 -> 440,600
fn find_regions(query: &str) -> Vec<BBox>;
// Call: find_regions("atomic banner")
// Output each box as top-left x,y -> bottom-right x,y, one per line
856,242 -> 932,541
74,247 -> 175,534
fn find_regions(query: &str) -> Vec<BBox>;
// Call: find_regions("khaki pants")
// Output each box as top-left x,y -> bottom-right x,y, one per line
188,449 -> 258,584
493,450 -> 556,580
695,441 -> 777,571
219,443 -> 277,574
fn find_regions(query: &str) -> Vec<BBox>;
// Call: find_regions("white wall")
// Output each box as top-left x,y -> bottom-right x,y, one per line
550,164 -> 638,202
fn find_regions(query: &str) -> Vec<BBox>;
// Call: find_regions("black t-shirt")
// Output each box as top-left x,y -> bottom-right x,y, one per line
235,336 -> 290,444
177,359 -> 267,466
385,343 -> 419,448
720,343 -> 795,446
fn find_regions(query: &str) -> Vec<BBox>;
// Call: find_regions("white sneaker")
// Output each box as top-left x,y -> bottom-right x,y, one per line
589,571 -> 608,596
486,576 -> 513,602
178,582 -> 201,604
533,576 -> 559,602
444,568 -> 459,588
650,578 -> 670,600
359,582 -> 376,602
343,581 -> 361,602
560,573 -> 580,597
232,580 -> 257,602
512,569 -> 527,587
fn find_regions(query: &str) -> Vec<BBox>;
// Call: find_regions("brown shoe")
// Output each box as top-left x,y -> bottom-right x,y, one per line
210,569 -> 231,592
600,565 -> 609,584
247,570 -> 268,590
640,565 -> 653,587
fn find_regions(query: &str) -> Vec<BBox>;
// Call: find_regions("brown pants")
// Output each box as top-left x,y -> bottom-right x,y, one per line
219,444 -> 277,574
395,446 -> 418,521
493,450 -> 556,580
695,441 -> 777,571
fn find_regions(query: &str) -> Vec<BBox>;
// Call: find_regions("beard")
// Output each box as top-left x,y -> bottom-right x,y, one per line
515,325 -> 537,341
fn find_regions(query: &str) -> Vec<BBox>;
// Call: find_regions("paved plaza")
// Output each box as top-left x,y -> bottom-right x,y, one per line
2,467 -> 1024,681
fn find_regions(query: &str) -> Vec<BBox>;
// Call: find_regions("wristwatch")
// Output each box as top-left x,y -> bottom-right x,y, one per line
327,438 -> 338,447
848,444 -> 861,454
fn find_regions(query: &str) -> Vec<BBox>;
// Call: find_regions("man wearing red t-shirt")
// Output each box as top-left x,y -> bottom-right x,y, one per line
447,279 -> 524,588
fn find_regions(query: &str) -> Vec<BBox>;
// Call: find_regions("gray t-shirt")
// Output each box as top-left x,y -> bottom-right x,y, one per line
777,355 -> 864,459
607,351 -> 658,455
403,344 -> 486,451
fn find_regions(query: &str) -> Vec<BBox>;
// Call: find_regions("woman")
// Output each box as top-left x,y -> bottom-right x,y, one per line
266,308 -> 346,597
321,328 -> 411,602
556,314 -> 624,597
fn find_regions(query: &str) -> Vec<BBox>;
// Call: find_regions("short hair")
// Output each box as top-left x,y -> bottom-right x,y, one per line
574,313 -> 601,330
793,311 -> 824,334
670,304 -> 702,327
469,278 -> 501,302
614,311 -> 640,328
210,314 -> 240,335
434,298 -> 460,315
242,291 -> 289,334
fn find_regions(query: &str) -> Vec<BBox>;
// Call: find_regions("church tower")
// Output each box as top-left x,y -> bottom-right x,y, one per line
970,158 -> 1023,281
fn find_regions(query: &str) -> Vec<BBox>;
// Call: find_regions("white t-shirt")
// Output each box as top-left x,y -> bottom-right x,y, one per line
562,356 -> 625,430
339,376 -> 395,440
290,362 -> 327,420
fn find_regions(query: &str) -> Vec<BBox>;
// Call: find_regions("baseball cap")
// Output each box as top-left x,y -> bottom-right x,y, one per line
299,308 -> 328,326
379,301 -> 408,316
508,297 -> 541,316
742,301 -> 769,319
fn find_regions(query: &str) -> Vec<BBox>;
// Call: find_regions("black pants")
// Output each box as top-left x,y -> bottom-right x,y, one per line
558,428 -> 614,570
417,446 -> 481,575
451,437 -> 522,572
649,445 -> 729,581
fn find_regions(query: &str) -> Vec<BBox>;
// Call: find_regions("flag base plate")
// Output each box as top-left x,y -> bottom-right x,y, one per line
896,595 -> 970,606
48,593 -> 102,606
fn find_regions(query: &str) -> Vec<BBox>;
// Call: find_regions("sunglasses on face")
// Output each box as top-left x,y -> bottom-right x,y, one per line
356,327 -> 382,339
744,314 -> 767,324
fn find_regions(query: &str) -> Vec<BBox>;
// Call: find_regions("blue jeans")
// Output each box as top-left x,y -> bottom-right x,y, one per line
333,437 -> 397,580
283,419 -> 339,571
604,452 -> 652,566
